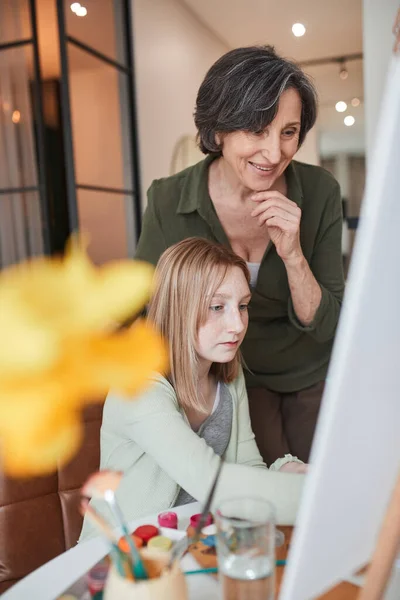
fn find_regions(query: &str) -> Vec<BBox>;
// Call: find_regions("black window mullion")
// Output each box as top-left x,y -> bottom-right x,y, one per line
0,38 -> 33,52
67,35 -> 130,73
29,0 -> 51,254
0,186 -> 40,195
122,0 -> 142,240
76,184 -> 135,195
56,0 -> 79,232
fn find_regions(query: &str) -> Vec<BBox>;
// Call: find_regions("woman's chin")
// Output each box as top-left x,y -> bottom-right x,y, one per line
241,170 -> 277,192
244,180 -> 274,194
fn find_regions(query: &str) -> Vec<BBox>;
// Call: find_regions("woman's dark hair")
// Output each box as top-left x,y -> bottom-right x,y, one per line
194,45 -> 317,154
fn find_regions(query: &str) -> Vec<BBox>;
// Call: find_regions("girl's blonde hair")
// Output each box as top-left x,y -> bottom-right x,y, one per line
148,237 -> 250,413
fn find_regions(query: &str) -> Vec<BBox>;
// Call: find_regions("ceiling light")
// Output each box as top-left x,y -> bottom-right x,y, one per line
351,97 -> 360,107
70,3 -> 87,16
335,101 -> 347,113
12,110 -> 21,124
344,115 -> 355,126
75,5 -> 87,16
292,23 -> 306,37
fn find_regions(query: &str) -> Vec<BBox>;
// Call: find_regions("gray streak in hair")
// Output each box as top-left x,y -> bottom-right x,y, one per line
194,46 -> 317,154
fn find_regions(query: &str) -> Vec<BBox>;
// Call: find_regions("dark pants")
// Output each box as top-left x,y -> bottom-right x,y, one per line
247,381 -> 325,466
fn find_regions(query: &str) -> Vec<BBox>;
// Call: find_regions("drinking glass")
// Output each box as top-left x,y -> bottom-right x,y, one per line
215,497 -> 276,600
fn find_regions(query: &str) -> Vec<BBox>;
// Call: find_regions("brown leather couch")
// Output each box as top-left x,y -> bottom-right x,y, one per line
0,403 -> 104,593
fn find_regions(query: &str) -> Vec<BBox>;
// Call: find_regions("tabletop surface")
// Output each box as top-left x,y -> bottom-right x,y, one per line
1,503 -> 362,600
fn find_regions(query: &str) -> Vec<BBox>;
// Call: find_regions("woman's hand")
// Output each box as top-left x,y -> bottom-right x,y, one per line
279,461 -> 308,474
251,190 -> 323,326
251,191 -> 303,263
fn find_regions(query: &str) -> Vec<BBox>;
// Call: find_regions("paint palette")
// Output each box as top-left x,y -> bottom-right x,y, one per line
185,522 -> 218,571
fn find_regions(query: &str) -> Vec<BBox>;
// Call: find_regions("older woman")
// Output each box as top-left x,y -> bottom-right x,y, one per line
135,45 -> 344,465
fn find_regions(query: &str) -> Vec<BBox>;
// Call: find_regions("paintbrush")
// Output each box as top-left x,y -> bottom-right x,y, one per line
82,470 -> 148,580
192,457 -> 224,544
79,498 -> 134,580
168,457 -> 225,569
80,498 -> 118,543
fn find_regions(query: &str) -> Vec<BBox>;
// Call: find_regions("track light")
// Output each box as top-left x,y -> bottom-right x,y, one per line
339,59 -> 348,80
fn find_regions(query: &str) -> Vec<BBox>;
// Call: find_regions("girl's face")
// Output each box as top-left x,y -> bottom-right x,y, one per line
195,266 -> 251,371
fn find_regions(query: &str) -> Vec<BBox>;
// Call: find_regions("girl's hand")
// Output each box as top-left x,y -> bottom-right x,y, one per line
279,461 -> 308,474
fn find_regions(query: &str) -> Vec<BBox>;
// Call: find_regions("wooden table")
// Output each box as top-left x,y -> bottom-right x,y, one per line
189,525 -> 361,598
276,527 -> 360,599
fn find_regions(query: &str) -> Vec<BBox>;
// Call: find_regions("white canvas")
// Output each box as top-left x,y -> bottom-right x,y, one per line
280,55 -> 400,600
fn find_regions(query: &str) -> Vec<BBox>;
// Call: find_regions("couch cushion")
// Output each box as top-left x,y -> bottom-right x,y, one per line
0,401 -> 104,592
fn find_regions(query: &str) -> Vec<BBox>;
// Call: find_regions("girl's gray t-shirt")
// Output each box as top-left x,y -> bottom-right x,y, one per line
174,383 -> 233,506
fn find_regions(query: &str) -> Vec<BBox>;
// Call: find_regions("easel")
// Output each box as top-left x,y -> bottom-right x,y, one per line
279,10 -> 400,599
357,16 -> 400,600
357,469 -> 400,599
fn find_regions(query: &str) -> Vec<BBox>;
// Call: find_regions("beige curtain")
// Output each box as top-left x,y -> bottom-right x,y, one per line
0,0 -> 44,268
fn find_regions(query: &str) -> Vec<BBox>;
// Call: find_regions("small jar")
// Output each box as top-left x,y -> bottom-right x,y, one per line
158,511 -> 178,529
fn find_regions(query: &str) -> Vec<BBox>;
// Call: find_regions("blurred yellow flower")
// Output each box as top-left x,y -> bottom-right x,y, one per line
0,241 -> 155,376
0,245 -> 168,477
0,399 -> 82,477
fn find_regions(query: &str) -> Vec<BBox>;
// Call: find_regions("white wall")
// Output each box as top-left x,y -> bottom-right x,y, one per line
363,0 -> 399,163
294,126 -> 320,166
131,0 -> 229,204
